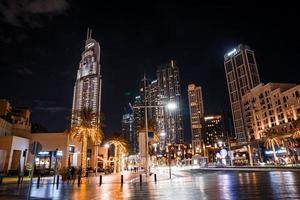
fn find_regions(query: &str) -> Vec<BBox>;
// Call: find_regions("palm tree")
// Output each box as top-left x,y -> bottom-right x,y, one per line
106,133 -> 128,173
264,134 -> 281,162
289,119 -> 300,139
66,108 -> 104,176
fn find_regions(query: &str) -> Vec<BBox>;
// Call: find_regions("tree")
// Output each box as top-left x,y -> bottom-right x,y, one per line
66,108 -> 104,176
264,133 -> 281,162
289,119 -> 300,139
106,133 -> 128,173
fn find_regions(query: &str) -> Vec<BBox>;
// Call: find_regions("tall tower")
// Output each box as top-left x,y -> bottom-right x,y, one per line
224,44 -> 260,143
121,113 -> 135,155
188,84 -> 204,154
72,28 -> 102,127
157,60 -> 184,145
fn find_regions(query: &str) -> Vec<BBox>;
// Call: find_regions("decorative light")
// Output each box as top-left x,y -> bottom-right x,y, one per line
104,143 -> 110,148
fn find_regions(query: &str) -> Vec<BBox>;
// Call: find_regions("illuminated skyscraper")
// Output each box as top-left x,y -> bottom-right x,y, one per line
224,44 -> 260,142
188,84 -> 204,154
72,29 -> 102,127
157,60 -> 184,144
122,113 -> 136,155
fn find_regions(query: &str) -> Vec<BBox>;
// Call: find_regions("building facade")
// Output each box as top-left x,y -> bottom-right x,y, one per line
71,29 -> 102,127
242,83 -> 300,140
188,84 -> 204,154
202,115 -> 226,147
157,60 -> 184,145
0,99 -> 31,138
224,44 -> 261,143
121,113 -> 136,155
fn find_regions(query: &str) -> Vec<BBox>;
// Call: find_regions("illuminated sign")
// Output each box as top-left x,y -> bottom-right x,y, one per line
265,149 -> 286,155
86,43 -> 95,49
57,150 -> 63,156
38,151 -> 49,155
227,48 -> 237,56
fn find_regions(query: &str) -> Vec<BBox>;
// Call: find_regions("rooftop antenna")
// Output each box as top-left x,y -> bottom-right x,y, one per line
86,28 -> 90,40
89,29 -> 92,39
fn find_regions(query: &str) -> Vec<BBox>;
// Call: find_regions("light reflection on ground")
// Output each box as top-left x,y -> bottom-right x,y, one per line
0,169 -> 300,199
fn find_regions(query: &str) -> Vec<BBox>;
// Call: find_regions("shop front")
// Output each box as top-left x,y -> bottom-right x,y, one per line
34,150 -> 63,175
231,146 -> 250,166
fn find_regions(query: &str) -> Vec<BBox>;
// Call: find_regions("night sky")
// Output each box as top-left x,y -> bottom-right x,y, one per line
1,1 -> 300,142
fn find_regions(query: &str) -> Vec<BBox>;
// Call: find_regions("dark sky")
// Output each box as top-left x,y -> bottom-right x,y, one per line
1,1 -> 300,142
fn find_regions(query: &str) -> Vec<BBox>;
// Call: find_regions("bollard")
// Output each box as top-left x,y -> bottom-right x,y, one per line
17,176 -> 21,185
99,175 -> 102,186
0,176 -> 3,185
37,175 -> 41,189
56,175 -> 59,189
154,174 -> 157,183
139,174 -> 142,186
121,175 -> 123,185
77,175 -> 81,187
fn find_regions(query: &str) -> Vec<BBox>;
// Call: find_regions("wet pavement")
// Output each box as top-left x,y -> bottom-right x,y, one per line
1,168 -> 300,199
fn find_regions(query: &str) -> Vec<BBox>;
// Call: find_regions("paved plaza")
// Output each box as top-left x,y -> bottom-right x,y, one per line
1,167 -> 300,199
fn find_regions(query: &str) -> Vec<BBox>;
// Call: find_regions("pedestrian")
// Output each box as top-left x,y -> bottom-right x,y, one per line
71,167 -> 76,184
67,167 -> 71,183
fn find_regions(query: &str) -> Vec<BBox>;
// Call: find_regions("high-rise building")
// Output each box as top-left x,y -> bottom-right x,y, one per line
121,113 -> 136,155
242,83 -> 300,140
148,79 -> 159,122
157,60 -> 184,145
132,95 -> 143,153
224,44 -> 261,143
71,29 -> 102,127
202,115 -> 226,147
188,84 -> 204,154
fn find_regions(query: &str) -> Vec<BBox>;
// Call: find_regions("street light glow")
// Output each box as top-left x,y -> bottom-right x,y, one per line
160,131 -> 166,137
104,143 -> 110,148
166,102 -> 177,110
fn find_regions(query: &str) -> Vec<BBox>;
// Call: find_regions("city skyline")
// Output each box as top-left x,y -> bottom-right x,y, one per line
0,2 -> 299,142
1,2 -> 300,199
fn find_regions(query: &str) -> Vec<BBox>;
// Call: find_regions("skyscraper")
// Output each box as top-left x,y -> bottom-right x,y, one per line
71,29 -> 102,127
188,84 -> 204,154
157,60 -> 184,144
224,44 -> 260,143
121,113 -> 136,155
202,115 -> 226,147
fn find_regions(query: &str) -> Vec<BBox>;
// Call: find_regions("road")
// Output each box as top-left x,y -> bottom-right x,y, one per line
0,168 -> 300,199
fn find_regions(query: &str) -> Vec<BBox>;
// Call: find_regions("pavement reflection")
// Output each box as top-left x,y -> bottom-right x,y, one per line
0,169 -> 300,199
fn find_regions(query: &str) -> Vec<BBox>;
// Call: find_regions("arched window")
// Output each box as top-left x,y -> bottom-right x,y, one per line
295,91 -> 300,98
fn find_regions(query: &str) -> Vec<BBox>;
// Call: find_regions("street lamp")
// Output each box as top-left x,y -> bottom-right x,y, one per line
160,131 -> 166,137
130,101 -> 177,176
166,102 -> 177,110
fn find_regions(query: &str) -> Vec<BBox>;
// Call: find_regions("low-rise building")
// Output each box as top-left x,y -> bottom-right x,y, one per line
242,83 -> 300,140
0,99 -> 31,138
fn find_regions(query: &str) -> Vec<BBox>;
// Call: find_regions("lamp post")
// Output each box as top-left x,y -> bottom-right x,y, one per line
131,102 -> 177,176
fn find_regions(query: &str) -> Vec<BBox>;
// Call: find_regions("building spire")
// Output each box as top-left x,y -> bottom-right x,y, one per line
86,28 -> 93,39
86,28 -> 90,40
